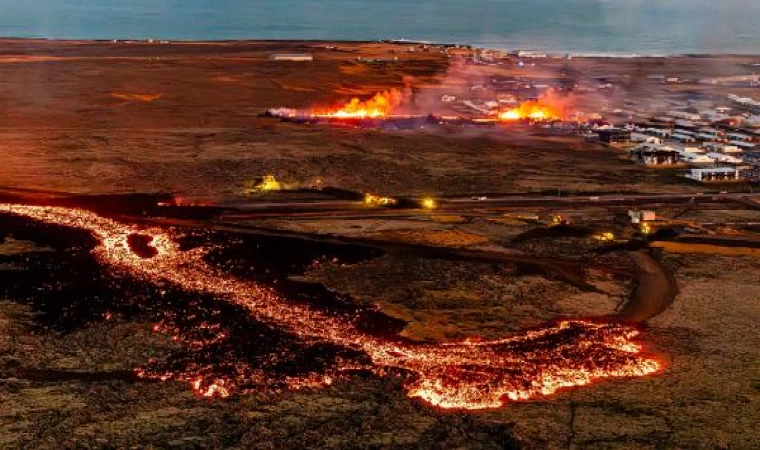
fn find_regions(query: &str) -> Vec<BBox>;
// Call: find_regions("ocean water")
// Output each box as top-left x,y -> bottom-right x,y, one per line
0,0 -> 758,55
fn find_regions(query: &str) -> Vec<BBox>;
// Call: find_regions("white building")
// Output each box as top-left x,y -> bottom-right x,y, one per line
705,152 -> 743,164
672,133 -> 697,143
646,128 -> 672,138
630,132 -> 662,144
686,167 -> 740,182
270,54 -> 314,61
680,152 -> 715,164
667,111 -> 701,121
675,145 -> 704,153
704,142 -> 741,153
729,140 -> 756,150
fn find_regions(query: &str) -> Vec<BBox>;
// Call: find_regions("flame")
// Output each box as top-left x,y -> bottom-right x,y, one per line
0,204 -> 662,410
498,101 -> 561,121
312,90 -> 403,118
364,193 -> 397,207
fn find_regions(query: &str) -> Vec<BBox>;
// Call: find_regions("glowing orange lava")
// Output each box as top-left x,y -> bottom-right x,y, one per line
311,90 -> 402,118
497,101 -> 561,121
0,204 -> 661,410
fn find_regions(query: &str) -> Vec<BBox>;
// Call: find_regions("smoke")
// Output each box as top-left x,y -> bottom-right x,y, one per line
394,59 -> 603,121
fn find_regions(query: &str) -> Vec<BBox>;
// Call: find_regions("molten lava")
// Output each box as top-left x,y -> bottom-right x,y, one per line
0,203 -> 661,410
312,90 -> 403,118
498,101 -> 562,121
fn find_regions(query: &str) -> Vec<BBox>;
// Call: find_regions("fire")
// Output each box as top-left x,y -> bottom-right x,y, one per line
421,197 -> 437,210
312,90 -> 403,118
498,101 -> 561,121
364,193 -> 397,207
0,203 -> 662,410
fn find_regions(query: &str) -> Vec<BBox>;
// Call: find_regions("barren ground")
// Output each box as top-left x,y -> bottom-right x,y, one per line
1,41 -> 759,449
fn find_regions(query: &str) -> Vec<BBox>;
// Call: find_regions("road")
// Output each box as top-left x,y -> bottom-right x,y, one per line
217,191 -> 760,221
615,250 -> 679,323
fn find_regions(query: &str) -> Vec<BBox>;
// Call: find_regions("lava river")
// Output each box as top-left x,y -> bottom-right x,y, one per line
0,204 -> 661,410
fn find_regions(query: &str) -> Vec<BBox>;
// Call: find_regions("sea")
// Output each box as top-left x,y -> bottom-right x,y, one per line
0,0 -> 758,56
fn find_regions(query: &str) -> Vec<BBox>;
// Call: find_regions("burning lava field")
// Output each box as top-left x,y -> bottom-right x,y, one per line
0,40 -> 759,449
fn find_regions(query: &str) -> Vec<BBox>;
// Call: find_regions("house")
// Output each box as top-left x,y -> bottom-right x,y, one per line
686,167 -> 740,182
629,144 -> 679,166
671,133 -> 697,143
675,145 -> 704,154
729,140 -> 756,150
704,142 -> 741,153
705,152 -> 743,164
699,127 -> 723,139
680,152 -> 715,164
630,132 -> 661,144
674,128 -> 697,136
727,132 -> 752,142
697,133 -> 721,141
646,128 -> 672,138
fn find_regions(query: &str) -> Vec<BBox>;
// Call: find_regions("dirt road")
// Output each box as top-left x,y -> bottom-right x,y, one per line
616,250 -> 679,322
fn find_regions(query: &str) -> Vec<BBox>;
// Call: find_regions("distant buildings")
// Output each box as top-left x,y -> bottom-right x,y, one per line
269,54 -> 314,62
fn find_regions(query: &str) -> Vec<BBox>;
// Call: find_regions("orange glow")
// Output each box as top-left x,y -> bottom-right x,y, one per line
312,90 -> 403,118
0,203 -> 661,409
497,101 -> 561,122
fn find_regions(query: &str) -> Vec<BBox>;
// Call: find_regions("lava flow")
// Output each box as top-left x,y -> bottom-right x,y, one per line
0,204 -> 661,410
311,90 -> 403,118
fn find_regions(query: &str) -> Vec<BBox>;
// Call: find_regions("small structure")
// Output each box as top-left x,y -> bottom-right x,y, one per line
270,54 -> 314,62
629,210 -> 656,224
686,167 -> 740,182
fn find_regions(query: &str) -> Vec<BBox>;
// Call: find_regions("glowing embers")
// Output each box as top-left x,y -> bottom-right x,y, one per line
310,90 -> 403,119
0,203 -> 661,410
497,101 -> 562,122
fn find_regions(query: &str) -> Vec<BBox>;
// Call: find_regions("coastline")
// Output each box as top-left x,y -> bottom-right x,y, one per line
0,37 -> 758,59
